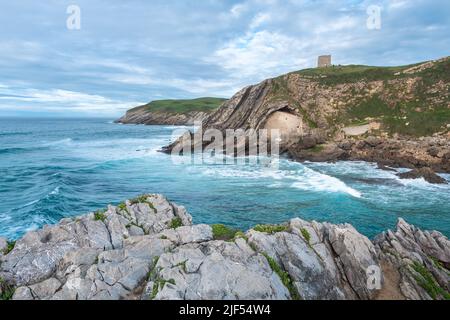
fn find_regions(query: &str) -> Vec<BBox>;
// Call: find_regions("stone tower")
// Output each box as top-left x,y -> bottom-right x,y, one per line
318,55 -> 332,68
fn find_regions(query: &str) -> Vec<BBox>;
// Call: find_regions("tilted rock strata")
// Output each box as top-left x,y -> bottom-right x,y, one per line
0,195 -> 448,300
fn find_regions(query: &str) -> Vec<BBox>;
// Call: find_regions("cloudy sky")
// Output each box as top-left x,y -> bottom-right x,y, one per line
0,0 -> 448,117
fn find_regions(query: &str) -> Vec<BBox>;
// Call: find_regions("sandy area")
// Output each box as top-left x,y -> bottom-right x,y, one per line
264,111 -> 304,143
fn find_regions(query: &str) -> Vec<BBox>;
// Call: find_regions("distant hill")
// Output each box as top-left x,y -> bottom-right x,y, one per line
116,97 -> 227,125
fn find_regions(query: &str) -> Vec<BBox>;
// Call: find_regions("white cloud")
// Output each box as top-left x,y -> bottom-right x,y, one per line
230,3 -> 248,18
208,30 -> 309,78
0,87 -> 144,114
249,13 -> 271,29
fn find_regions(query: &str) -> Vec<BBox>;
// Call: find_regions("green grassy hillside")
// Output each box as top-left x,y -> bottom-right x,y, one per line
130,97 -> 227,114
270,57 -> 450,137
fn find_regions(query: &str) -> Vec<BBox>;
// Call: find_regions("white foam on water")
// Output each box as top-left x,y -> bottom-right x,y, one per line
43,138 -> 73,146
396,176 -> 450,190
49,186 -> 60,196
290,167 -> 362,198
199,161 -> 362,198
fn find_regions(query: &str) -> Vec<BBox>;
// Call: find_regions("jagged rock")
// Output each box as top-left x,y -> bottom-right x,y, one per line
142,239 -> 290,300
13,278 -> 62,300
1,195 -> 448,300
375,219 -> 450,300
397,167 -> 447,184
247,219 -> 380,300
0,237 -> 7,255
0,194 -> 191,288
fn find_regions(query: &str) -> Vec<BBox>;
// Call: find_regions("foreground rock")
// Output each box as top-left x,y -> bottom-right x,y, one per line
0,195 -> 448,300
375,219 -> 450,300
397,167 -> 448,184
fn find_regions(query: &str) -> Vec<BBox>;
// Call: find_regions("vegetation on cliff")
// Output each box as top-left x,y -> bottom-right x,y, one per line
129,97 -> 227,114
269,57 -> 449,137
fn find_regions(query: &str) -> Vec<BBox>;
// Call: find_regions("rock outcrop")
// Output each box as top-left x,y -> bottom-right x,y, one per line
397,167 -> 448,184
1,195 -> 448,300
374,219 -> 450,300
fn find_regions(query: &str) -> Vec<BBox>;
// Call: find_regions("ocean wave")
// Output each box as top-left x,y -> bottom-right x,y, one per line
0,131 -> 33,137
199,162 -> 362,198
0,145 -> 54,155
291,167 -> 362,198
43,138 -> 73,146
396,176 -> 450,190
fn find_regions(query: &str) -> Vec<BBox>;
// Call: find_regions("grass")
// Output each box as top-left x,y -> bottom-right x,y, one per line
309,144 -> 325,153
169,217 -> 183,229
211,224 -> 240,241
0,277 -> 15,300
130,194 -> 157,213
150,278 -> 176,300
147,256 -> 176,300
262,253 -> 301,300
411,262 -> 450,300
253,224 -> 288,234
94,209 -> 107,222
292,63 -> 421,85
300,228 -> 311,244
340,94 -> 450,137
129,97 -> 227,115
117,203 -> 127,211
3,241 -> 16,255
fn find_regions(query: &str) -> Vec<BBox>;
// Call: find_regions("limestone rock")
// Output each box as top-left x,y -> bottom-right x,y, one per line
375,219 -> 450,300
0,237 -> 7,255
142,239 -> 290,300
1,195 -> 448,301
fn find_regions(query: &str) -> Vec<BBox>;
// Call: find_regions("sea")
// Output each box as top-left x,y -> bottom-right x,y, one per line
0,117 -> 449,240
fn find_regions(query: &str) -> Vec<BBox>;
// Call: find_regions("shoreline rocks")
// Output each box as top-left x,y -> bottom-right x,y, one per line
397,167 -> 448,184
287,136 -> 450,174
1,195 -> 448,300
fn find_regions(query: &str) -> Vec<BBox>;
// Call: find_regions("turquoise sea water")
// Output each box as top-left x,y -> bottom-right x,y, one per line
0,118 -> 449,240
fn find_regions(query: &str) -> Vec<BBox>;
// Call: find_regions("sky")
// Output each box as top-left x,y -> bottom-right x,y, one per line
0,0 -> 449,117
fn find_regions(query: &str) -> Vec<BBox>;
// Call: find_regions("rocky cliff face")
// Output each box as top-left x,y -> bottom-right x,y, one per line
163,58 -> 450,173
1,195 -> 448,300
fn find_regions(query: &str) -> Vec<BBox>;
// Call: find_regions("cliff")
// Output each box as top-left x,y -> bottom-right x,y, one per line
163,57 -> 450,173
1,195 -> 448,300
116,97 -> 227,125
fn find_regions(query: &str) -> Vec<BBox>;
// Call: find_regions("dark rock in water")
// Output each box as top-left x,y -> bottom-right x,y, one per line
397,167 -> 447,184
377,164 -> 397,172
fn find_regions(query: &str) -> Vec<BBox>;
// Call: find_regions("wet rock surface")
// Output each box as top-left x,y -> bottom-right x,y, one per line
397,167 -> 448,184
0,195 -> 448,300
